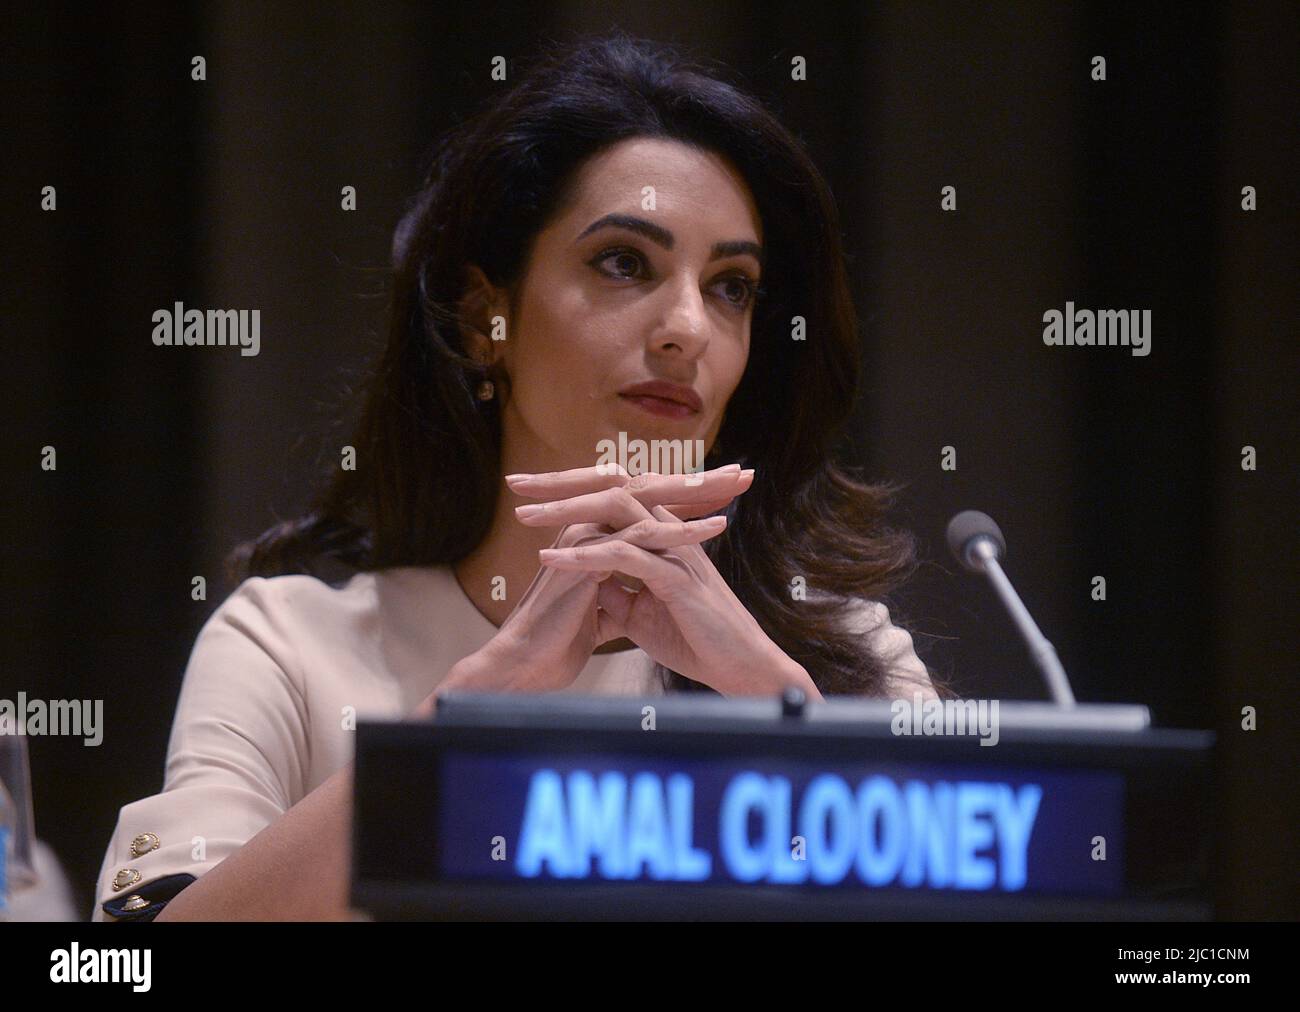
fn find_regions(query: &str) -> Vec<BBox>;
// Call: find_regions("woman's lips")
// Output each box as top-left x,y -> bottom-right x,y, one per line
618,394 -> 698,419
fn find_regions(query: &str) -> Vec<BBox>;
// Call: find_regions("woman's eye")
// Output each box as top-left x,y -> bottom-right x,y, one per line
594,248 -> 645,278
592,248 -> 760,310
716,275 -> 759,309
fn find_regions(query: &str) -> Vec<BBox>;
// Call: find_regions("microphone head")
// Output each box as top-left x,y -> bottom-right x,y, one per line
946,510 -> 1007,572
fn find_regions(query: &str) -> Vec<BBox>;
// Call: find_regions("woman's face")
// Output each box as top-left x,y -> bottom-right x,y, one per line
479,136 -> 764,476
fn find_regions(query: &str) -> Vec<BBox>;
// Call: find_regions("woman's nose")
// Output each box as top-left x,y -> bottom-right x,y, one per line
650,276 -> 709,358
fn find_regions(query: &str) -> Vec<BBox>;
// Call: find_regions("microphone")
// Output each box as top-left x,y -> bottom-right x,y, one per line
946,510 -> 1077,707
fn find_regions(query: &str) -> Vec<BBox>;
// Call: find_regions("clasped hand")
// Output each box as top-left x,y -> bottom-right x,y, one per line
504,462 -> 818,699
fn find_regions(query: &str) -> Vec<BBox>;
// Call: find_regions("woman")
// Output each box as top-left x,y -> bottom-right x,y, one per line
93,32 -> 942,922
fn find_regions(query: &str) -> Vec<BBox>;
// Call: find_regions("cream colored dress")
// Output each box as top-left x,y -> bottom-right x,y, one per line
91,564 -> 935,920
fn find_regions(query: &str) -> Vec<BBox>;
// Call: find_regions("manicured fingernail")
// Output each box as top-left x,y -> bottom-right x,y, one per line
516,504 -> 545,518
740,469 -> 755,479
505,474 -> 534,485
538,548 -> 559,559
717,463 -> 741,473
696,516 -> 727,528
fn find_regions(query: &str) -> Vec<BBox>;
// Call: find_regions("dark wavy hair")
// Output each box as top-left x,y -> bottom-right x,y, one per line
227,31 -> 939,697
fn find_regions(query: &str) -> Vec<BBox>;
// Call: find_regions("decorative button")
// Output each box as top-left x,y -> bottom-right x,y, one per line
112,868 -> 142,891
130,832 -> 160,857
121,895 -> 149,911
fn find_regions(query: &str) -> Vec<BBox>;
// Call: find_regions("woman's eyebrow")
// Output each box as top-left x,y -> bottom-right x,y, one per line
575,213 -> 764,267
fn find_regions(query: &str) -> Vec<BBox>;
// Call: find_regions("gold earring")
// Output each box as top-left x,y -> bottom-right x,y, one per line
476,379 -> 495,401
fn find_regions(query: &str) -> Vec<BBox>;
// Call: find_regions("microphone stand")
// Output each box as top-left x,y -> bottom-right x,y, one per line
968,536 -> 1076,708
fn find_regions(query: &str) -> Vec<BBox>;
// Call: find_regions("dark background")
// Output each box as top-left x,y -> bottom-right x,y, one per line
3,1 -> 1296,920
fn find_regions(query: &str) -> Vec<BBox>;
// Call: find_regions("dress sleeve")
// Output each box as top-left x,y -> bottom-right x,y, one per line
92,577 -> 309,921
850,600 -> 939,700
